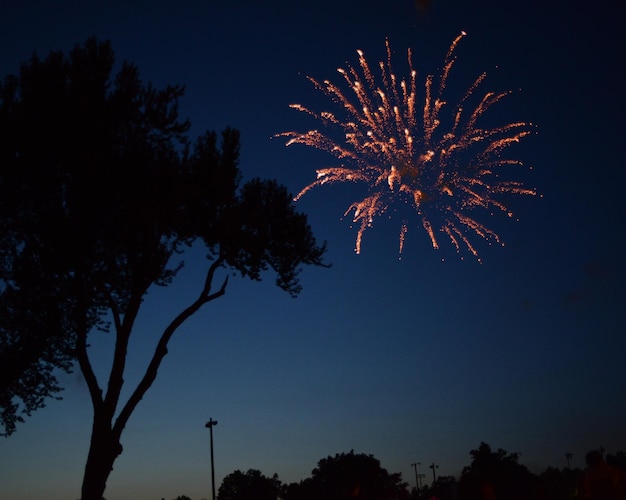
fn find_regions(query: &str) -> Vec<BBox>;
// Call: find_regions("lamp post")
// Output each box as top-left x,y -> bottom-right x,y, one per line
429,462 -> 439,483
205,418 -> 218,500
565,453 -> 573,469
418,473 -> 426,490
411,462 -> 421,494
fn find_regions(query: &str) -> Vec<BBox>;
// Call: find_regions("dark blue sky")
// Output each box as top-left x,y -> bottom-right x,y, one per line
1,1 -> 625,499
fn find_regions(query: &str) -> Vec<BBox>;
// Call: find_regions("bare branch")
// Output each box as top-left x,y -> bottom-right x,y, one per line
113,259 -> 227,436
105,288 -> 123,335
207,275 -> 228,301
103,286 -> 145,419
76,327 -> 103,409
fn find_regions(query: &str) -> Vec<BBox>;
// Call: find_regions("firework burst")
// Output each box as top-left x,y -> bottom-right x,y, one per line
278,32 -> 536,260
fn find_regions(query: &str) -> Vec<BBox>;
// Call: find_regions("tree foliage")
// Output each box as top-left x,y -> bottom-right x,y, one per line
0,36 -> 326,498
457,442 -> 537,500
283,450 -> 409,500
537,466 -> 582,500
217,469 -> 283,500
416,475 -> 457,500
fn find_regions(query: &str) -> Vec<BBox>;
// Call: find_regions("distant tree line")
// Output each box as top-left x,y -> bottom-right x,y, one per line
416,444 -> 626,500
168,443 -> 625,500
216,451 -> 408,500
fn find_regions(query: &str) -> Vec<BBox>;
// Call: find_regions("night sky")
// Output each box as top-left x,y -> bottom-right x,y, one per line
1,1 -> 625,499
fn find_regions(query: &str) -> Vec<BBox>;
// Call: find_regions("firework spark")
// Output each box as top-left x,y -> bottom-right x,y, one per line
279,32 -> 536,260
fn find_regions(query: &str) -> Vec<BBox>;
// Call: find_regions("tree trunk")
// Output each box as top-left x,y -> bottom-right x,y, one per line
80,417 -> 123,500
76,265 -> 228,499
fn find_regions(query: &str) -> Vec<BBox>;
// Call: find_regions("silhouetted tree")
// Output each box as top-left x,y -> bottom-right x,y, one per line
0,37 -> 326,500
581,449 -> 626,500
458,442 -> 537,500
284,450 -> 409,500
418,475 -> 457,500
606,451 -> 626,474
537,466 -> 582,500
217,469 -> 282,500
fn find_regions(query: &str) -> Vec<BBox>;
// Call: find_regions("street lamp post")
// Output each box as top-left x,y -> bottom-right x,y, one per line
411,462 -> 421,494
429,462 -> 439,483
418,473 -> 425,490
205,418 -> 218,500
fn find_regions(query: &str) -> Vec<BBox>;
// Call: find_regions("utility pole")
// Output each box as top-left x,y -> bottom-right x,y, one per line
565,452 -> 573,469
429,462 -> 439,483
411,462 -> 421,494
205,418 -> 218,500
418,473 -> 425,490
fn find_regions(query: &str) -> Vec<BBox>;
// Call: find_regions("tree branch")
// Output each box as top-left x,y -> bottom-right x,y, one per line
74,276 -> 103,409
106,289 -> 123,336
113,257 -> 226,437
76,326 -> 103,409
103,282 -> 149,420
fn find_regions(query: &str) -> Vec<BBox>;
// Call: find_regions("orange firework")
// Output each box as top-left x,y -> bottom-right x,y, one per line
278,33 -> 536,260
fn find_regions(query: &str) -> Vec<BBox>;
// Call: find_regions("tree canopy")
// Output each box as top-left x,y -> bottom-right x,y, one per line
283,450 -> 409,500
215,445 -> 626,500
457,442 -> 537,500
217,469 -> 283,500
0,36 -> 326,499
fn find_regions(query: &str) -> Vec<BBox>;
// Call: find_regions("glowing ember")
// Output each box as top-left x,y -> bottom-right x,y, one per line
278,33 -> 536,260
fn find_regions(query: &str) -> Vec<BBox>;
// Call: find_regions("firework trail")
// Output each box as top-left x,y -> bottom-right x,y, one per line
278,32 -> 536,260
